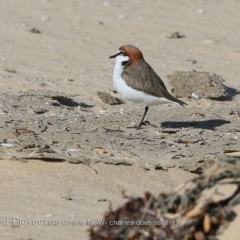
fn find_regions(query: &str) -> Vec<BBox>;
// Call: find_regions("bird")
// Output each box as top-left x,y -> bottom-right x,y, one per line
109,45 -> 186,129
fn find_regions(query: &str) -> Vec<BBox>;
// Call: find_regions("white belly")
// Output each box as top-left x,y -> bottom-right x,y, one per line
113,75 -> 174,107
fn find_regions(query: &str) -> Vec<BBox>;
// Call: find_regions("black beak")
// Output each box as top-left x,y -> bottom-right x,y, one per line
109,53 -> 119,59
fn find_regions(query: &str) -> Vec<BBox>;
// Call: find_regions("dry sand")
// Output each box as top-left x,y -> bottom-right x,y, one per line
0,0 -> 240,239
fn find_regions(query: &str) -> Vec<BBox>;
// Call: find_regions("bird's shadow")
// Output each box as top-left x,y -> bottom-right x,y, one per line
51,96 -> 94,108
161,119 -> 230,130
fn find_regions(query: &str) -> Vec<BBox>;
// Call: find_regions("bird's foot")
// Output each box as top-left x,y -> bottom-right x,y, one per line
135,120 -> 150,130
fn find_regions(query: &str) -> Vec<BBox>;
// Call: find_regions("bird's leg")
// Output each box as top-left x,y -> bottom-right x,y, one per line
136,106 -> 149,130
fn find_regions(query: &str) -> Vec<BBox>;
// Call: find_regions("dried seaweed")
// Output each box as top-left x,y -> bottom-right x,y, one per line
89,156 -> 240,239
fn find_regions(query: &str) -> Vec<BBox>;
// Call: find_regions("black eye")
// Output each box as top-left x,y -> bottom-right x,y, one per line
119,51 -> 124,55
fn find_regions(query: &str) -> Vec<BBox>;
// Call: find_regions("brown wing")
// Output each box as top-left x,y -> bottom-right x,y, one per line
122,60 -> 186,106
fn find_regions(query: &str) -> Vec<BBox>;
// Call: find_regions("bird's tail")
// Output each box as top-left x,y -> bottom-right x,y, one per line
163,91 -> 187,106
175,97 -> 187,106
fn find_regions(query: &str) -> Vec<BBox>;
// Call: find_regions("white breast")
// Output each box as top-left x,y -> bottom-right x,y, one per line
112,55 -> 176,107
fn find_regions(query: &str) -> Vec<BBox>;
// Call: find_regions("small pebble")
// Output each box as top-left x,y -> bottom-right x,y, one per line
98,110 -> 106,114
211,81 -> 217,86
120,109 -> 124,114
204,39 -> 216,44
0,143 -> 15,147
198,9 -> 204,14
118,14 -> 125,19
32,108 -> 47,114
41,16 -> 50,21
191,93 -> 200,100
46,214 -> 54,217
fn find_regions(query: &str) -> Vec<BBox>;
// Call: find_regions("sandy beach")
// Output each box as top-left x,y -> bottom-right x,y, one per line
0,0 -> 240,239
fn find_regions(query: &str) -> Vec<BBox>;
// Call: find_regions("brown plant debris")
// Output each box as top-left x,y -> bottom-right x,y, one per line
166,31 -> 185,39
89,155 -> 240,240
13,122 -> 34,137
3,68 -> 17,73
29,28 -> 41,33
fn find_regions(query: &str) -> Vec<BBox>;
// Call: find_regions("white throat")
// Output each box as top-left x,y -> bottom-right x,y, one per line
113,55 -> 129,80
